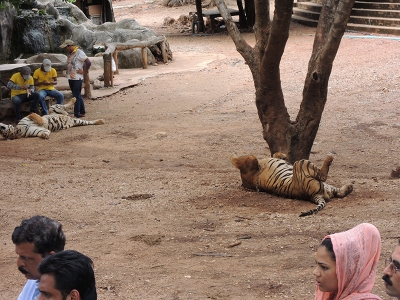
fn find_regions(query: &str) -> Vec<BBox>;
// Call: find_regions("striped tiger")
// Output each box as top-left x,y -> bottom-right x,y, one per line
230,152 -> 353,217
0,98 -> 105,139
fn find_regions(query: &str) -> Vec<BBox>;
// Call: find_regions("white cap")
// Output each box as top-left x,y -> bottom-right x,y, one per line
43,59 -> 51,72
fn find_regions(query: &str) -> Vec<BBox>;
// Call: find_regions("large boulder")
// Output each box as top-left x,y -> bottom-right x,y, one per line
2,0 -> 172,67
0,3 -> 17,60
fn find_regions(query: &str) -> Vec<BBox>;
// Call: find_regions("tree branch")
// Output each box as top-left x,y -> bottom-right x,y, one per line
215,0 -> 252,60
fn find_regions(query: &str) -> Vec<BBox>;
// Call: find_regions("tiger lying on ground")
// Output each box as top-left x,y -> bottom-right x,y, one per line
0,98 -> 105,139
230,152 -> 353,217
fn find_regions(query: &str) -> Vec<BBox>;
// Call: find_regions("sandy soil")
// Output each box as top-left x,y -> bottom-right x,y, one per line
0,1 -> 399,299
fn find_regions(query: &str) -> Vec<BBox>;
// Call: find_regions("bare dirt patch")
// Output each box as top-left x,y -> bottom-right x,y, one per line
0,1 -> 399,299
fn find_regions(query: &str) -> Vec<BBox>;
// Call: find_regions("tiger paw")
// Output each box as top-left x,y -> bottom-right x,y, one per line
325,155 -> 334,165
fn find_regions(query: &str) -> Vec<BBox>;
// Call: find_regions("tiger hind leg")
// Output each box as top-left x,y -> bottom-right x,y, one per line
319,155 -> 334,182
333,184 -> 353,198
38,130 -> 50,139
27,113 -> 44,126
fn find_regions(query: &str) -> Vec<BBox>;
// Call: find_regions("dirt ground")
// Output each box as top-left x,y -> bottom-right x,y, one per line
1,1 -> 400,299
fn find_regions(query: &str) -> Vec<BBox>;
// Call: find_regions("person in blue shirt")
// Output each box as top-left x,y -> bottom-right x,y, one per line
12,215 -> 66,300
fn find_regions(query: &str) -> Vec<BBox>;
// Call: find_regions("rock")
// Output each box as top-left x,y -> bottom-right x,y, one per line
1,0 -> 173,67
117,48 -> 156,69
155,132 -> 167,139
92,79 -> 103,89
26,53 -> 67,64
0,3 -> 17,60
391,166 -> 400,178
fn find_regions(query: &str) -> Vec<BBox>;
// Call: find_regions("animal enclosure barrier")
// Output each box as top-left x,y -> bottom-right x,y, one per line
102,36 -> 168,87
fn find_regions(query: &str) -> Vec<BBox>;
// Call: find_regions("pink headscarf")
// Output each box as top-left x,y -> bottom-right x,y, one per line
315,223 -> 382,300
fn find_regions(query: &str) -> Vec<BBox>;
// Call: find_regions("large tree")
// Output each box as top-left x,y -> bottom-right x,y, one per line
215,0 -> 355,163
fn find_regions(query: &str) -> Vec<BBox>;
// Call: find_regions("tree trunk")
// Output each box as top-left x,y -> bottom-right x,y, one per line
216,0 -> 355,163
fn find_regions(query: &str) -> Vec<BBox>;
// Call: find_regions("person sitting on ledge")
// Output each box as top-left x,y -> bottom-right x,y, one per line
33,58 -> 64,115
7,66 -> 41,123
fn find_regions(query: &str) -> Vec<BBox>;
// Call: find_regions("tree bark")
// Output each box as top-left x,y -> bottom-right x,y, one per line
216,0 -> 355,163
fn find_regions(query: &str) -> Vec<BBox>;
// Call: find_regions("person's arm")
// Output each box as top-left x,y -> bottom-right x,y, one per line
83,58 -> 91,74
7,80 -> 20,90
77,57 -> 91,75
7,80 -> 29,90
34,77 -> 54,86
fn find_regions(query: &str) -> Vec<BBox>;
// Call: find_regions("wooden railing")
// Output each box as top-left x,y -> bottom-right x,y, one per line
102,36 -> 168,87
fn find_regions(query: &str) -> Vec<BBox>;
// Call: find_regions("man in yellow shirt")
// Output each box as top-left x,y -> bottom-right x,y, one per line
33,59 -> 64,115
7,66 -> 41,123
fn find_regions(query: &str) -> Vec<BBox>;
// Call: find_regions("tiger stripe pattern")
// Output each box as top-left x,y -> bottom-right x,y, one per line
0,98 -> 105,139
230,153 -> 353,217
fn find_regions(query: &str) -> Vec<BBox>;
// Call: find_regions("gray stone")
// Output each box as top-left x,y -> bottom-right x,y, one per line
118,48 -> 156,69
0,3 -> 17,60
26,53 -> 67,64
0,0 -> 172,65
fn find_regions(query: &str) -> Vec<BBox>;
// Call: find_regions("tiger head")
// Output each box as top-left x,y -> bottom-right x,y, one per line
230,154 -> 260,190
0,123 -> 16,139
48,97 -> 76,115
49,104 -> 69,115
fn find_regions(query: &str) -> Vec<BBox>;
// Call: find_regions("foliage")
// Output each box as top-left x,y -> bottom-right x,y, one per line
0,0 -> 22,9
0,0 -> 75,10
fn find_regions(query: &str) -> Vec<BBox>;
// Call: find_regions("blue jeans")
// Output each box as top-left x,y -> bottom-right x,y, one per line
38,89 -> 64,114
12,92 -> 41,122
68,79 -> 85,118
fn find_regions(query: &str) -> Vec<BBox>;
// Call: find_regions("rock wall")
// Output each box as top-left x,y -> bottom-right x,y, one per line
0,0 -> 172,67
0,3 -> 16,60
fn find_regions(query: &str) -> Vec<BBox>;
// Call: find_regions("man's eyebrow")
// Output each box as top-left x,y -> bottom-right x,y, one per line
393,259 -> 400,266
38,289 -> 51,296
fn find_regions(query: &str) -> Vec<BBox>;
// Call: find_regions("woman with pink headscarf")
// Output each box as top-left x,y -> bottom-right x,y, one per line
313,223 -> 382,300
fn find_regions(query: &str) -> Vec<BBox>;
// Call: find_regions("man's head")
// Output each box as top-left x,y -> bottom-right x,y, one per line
20,66 -> 32,81
59,39 -> 76,53
38,250 -> 97,300
12,215 -> 65,280
42,59 -> 52,72
383,241 -> 400,299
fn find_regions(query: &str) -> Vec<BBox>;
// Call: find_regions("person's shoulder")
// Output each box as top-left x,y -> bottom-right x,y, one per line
18,279 -> 39,300
33,68 -> 41,77
77,48 -> 88,58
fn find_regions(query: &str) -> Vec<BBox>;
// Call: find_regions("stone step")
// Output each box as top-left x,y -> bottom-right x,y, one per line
291,14 -> 319,27
349,14 -> 400,26
346,22 -> 400,34
353,1 -> 400,9
359,0 -> 400,2
292,7 -> 321,21
296,2 -> 322,12
351,8 -> 400,17
292,0 -> 400,35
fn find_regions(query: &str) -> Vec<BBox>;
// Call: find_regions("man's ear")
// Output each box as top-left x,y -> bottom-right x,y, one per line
69,289 -> 80,300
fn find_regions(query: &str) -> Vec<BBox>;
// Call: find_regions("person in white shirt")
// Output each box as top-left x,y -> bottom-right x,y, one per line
59,39 -> 91,118
12,215 -> 66,300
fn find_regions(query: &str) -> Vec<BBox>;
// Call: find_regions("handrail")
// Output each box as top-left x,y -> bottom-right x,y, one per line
102,36 -> 168,87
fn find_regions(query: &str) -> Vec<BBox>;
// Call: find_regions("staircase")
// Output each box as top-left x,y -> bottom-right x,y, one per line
292,0 -> 400,35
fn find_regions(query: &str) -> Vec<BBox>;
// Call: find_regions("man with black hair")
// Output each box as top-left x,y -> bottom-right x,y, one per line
12,215 -> 66,300
38,250 -> 97,300
383,240 -> 400,299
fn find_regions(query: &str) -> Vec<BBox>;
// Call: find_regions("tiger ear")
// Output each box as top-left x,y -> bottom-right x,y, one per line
231,154 -> 259,174
273,152 -> 288,160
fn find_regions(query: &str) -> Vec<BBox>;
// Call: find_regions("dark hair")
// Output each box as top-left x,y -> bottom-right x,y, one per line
38,250 -> 97,300
12,215 -> 66,257
320,238 -> 336,261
